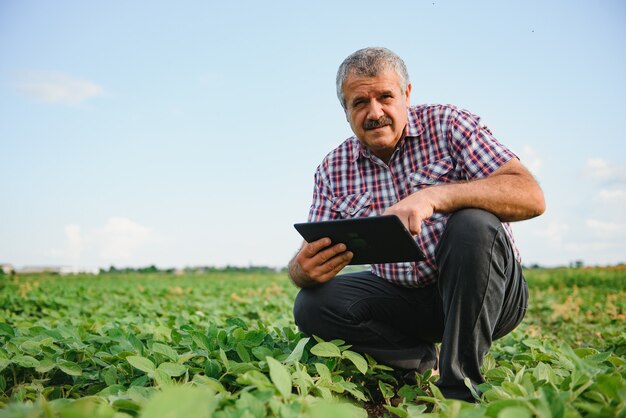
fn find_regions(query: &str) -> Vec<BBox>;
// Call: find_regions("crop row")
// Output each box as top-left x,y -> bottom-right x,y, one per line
0,268 -> 624,417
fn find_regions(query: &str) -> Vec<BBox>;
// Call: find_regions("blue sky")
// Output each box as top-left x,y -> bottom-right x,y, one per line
1,1 -> 625,269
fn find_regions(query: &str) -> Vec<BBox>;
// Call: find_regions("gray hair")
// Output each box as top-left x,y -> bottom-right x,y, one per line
336,47 -> 410,109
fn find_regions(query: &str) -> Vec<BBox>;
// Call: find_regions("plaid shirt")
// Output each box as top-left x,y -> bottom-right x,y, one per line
308,104 -> 520,287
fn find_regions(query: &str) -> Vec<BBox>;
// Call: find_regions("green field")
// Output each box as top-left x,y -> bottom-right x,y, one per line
0,267 -> 624,417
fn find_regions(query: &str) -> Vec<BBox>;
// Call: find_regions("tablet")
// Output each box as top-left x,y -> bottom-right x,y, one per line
293,215 -> 425,265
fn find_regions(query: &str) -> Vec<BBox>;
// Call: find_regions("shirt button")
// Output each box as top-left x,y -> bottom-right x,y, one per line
348,208 -> 356,214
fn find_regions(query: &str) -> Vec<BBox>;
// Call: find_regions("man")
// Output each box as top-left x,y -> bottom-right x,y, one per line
288,47 -> 545,402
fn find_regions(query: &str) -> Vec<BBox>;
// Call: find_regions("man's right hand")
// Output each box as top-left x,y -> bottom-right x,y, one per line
288,238 -> 353,288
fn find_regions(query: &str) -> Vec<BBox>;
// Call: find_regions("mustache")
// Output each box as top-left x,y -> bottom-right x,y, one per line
363,116 -> 392,130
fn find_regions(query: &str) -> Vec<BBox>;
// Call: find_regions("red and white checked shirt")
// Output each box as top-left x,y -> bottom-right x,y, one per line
308,104 -> 521,287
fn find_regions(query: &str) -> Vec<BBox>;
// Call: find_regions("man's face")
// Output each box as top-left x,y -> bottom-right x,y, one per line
342,69 -> 411,162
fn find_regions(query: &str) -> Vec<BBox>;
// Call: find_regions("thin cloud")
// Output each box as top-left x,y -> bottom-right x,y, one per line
17,71 -> 104,105
563,241 -> 614,252
597,189 -> 626,202
585,219 -> 626,239
534,221 -> 569,245
46,224 -> 83,261
584,158 -> 626,183
47,217 -> 162,265
93,217 -> 161,261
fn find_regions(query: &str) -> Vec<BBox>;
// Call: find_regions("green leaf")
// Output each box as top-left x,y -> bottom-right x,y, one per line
522,338 -> 548,352
383,405 -> 408,418
35,357 -> 56,373
236,370 -> 272,389
103,367 -> 118,386
378,381 -> 394,401
225,317 -> 248,330
310,341 -> 341,358
203,359 -> 222,378
192,374 -> 227,393
228,362 -> 257,375
98,384 -> 126,397
19,340 -> 42,355
178,352 -> 196,363
0,323 -> 15,336
0,358 -> 9,374
464,377 -> 481,401
58,359 -> 82,376
12,355 -> 40,368
130,374 -> 149,387
140,386 -> 217,418
242,330 -> 266,347
251,346 -> 273,361
266,356 -> 292,398
407,404 -> 428,415
539,386 -> 566,418
157,362 -> 187,377
342,350 -> 367,374
485,366 -> 512,382
315,363 -> 332,382
498,406 -> 533,418
113,398 -> 142,414
127,355 -> 156,374
398,384 -> 423,401
154,369 -> 172,387
485,400 -> 529,417
429,382 -> 445,400
218,348 -> 229,370
307,399 -> 368,418
292,363 -> 313,396
338,380 -> 368,402
152,342 -> 178,361
128,333 -> 145,353
191,332 -> 211,351
533,362 -> 558,384
285,337 -> 310,364
235,342 -> 250,362
57,397 -> 117,418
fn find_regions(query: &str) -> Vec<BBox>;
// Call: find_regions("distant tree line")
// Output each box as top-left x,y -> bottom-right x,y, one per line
101,265 -> 286,274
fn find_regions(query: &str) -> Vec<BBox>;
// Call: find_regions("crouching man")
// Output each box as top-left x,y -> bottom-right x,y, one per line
288,47 -> 545,401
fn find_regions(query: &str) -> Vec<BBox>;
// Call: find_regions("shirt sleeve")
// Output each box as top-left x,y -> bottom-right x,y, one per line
447,107 -> 517,180
307,161 -> 337,222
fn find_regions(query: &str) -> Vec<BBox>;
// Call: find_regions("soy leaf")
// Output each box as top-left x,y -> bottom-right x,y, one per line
310,342 -> 341,358
498,406 -> 533,418
127,355 -> 156,374
35,358 -> 56,373
140,386 -> 217,418
266,357 -> 292,398
157,362 -> 187,377
58,359 -> 82,376
152,342 -> 178,362
225,317 -> 248,330
235,342 -> 250,363
154,369 -> 173,387
0,323 -> 15,336
286,337 -> 310,364
12,355 -> 40,368
342,350 -> 367,374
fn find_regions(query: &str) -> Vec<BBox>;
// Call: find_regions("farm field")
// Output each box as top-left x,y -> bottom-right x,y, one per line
0,267 -> 624,417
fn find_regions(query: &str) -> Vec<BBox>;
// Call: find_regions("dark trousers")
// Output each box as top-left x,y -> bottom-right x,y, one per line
293,209 -> 528,401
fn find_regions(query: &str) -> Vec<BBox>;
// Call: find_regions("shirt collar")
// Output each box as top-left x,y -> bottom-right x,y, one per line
351,137 -> 369,162
350,106 -> 424,163
406,106 -> 424,138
